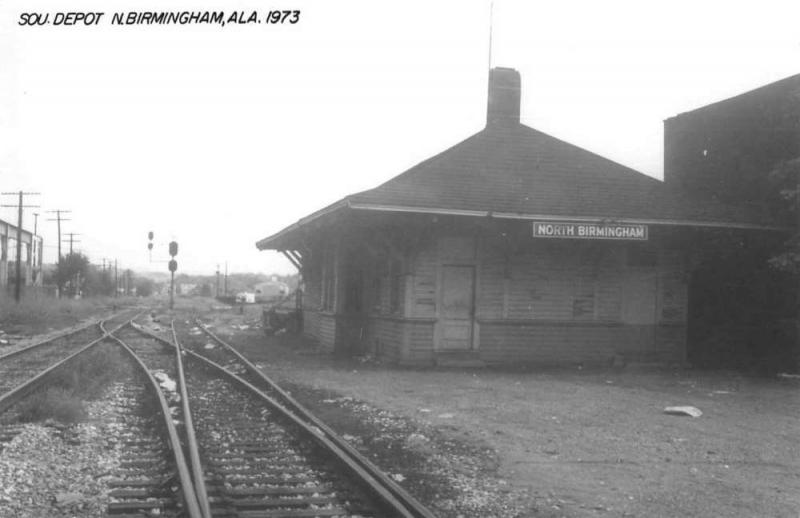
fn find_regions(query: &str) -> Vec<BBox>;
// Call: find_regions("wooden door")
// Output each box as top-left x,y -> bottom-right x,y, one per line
440,265 -> 475,350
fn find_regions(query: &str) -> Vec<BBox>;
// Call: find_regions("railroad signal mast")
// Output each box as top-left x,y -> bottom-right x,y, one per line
168,240 -> 178,310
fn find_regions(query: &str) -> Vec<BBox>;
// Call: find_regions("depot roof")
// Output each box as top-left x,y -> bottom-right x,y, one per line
257,69 -> 783,251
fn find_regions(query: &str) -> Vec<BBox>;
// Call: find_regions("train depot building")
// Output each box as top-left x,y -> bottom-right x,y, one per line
257,68 -> 793,368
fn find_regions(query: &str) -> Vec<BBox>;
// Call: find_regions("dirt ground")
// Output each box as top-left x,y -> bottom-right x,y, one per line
8,296 -> 796,517
178,301 -> 800,518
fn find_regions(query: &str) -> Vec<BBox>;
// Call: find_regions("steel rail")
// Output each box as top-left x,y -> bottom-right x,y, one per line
0,319 -> 101,362
106,322 -> 205,518
139,321 -> 431,518
196,321 -> 438,518
170,320 -> 213,518
0,318 -> 129,415
183,346 -> 417,518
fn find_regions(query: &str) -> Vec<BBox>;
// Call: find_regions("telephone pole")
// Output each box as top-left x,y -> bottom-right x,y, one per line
216,264 -> 220,297
1,191 -> 41,302
114,259 -> 118,298
224,261 -> 228,296
46,209 -> 72,263
62,233 -> 82,255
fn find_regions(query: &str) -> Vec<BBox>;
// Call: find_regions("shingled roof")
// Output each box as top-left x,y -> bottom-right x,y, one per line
257,68 -> 783,251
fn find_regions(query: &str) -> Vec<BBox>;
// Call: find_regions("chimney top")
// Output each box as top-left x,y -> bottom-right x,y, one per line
486,67 -> 521,128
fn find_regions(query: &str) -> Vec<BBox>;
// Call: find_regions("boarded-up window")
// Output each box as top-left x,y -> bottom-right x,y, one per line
502,245 -> 624,322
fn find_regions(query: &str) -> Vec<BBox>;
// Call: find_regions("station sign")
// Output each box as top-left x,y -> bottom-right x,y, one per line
532,221 -> 648,241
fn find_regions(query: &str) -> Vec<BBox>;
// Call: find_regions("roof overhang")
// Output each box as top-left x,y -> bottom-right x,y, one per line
348,203 -> 789,232
256,202 -> 789,251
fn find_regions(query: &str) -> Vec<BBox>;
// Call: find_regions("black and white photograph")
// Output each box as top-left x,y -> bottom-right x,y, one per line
1,1 -> 799,516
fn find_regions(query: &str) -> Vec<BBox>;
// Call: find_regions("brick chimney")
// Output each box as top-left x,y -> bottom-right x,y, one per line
486,67 -> 521,127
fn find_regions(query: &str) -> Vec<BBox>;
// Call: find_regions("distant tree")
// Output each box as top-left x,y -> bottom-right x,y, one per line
54,253 -> 90,297
135,277 -> 155,297
83,267 -> 115,296
200,283 -> 212,297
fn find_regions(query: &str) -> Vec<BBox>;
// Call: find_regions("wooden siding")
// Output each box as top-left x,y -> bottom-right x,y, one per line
299,223 -> 688,365
363,317 -> 436,365
303,310 -> 321,343
369,318 -> 404,362
412,246 -> 437,318
479,322 -> 685,364
317,313 -> 337,351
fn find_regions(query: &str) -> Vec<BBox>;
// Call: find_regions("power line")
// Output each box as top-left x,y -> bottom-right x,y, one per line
46,209 -> 72,264
61,232 -> 82,254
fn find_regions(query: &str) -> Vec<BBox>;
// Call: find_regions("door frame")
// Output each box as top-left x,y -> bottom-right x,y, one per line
434,263 -> 478,351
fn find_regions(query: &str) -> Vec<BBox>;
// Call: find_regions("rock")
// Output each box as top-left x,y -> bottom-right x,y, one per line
663,406 -> 702,418
54,492 -> 82,506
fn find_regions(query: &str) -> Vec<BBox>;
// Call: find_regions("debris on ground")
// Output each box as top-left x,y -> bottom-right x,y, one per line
663,406 -> 703,418
153,371 -> 177,394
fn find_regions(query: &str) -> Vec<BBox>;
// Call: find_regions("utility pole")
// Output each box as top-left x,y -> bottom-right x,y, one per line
224,261 -> 228,296
62,233 -> 82,255
1,191 -> 41,302
46,209 -> 72,263
216,264 -> 220,297
114,259 -> 118,298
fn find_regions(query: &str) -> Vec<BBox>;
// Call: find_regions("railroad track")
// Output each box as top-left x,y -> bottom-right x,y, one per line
0,310 -> 136,447
105,322 -> 204,518
116,315 -> 436,518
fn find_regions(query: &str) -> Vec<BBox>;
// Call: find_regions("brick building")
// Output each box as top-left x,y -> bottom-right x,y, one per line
664,74 -> 800,368
0,218 -> 43,292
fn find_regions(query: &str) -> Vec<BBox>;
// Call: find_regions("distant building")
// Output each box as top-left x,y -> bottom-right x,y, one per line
177,283 -> 198,296
0,218 -> 43,292
664,74 -> 800,368
254,280 -> 289,301
257,68 -> 787,367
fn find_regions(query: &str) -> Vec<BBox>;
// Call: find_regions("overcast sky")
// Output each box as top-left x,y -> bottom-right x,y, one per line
2,0 -> 799,275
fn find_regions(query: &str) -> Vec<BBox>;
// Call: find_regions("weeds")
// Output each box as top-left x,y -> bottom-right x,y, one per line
15,344 -> 129,424
16,388 -> 87,424
0,293 -> 142,334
